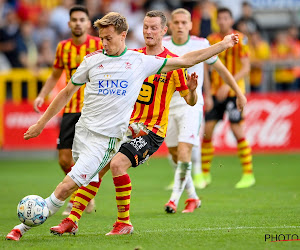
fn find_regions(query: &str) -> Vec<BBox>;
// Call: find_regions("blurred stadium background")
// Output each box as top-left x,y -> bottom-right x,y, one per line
0,0 -> 300,248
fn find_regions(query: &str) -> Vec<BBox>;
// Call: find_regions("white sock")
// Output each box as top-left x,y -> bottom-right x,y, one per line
192,145 -> 202,175
185,173 -> 199,200
14,223 -> 31,235
45,192 -> 65,216
169,161 -> 192,206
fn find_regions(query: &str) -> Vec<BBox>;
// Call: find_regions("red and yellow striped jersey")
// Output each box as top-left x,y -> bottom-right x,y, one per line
207,30 -> 249,96
130,47 -> 189,138
53,34 -> 102,113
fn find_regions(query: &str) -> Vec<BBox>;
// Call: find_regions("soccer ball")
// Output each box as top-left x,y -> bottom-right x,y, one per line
17,195 -> 49,227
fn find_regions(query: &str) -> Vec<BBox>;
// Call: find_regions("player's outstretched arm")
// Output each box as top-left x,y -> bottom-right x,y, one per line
212,59 -> 247,111
161,34 -> 239,73
33,68 -> 63,113
183,72 -> 198,106
24,81 -> 80,140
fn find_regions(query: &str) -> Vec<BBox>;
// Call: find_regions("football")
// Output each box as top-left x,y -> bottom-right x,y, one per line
17,195 -> 49,227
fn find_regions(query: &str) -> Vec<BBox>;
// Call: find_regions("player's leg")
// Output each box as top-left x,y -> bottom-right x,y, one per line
165,108 -> 200,213
230,123 -> 255,188
50,123 -> 120,235
191,144 -> 207,189
106,128 -> 164,235
6,175 -> 79,241
201,120 -> 217,185
164,114 -> 178,190
57,113 -> 84,215
226,97 -> 255,188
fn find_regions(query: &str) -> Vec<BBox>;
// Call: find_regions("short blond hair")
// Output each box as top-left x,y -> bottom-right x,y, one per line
94,12 -> 129,34
171,8 -> 191,21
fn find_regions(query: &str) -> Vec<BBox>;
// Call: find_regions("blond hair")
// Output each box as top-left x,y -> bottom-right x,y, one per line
94,12 -> 128,34
171,8 -> 191,21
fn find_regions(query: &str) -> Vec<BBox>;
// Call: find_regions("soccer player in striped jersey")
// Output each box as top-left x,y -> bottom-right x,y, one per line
6,12 -> 239,240
201,7 -> 255,188
162,8 -> 247,213
32,5 -> 102,215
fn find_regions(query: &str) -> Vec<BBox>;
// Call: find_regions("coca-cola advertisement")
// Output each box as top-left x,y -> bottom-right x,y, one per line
156,92 -> 300,155
3,101 -> 60,150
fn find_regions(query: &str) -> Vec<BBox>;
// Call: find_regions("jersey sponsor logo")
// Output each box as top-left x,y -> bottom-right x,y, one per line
130,137 -> 147,151
80,174 -> 87,179
98,80 -> 128,96
137,82 -> 155,105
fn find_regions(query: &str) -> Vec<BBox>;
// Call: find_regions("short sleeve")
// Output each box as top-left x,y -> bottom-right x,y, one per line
71,57 -> 88,85
53,42 -> 63,69
142,54 -> 167,77
172,68 -> 189,97
240,35 -> 250,58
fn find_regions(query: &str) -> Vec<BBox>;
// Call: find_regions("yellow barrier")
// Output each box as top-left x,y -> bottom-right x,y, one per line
0,68 -> 52,104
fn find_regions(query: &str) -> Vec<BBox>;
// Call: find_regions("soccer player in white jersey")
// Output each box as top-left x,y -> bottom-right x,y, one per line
6,12 -> 239,240
162,8 -> 247,213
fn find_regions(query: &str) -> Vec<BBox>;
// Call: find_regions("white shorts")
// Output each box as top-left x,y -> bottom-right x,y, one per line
165,106 -> 203,147
69,121 -> 121,187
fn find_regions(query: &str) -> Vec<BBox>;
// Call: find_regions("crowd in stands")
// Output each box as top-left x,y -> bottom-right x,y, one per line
1,0 -> 300,92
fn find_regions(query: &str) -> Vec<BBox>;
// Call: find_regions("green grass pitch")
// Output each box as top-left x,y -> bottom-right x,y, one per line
0,154 -> 300,249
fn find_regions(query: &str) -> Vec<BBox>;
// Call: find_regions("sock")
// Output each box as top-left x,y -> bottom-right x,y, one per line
201,139 -> 214,174
69,190 -> 78,205
113,174 -> 132,225
185,172 -> 199,200
13,223 -> 32,235
169,161 -> 192,206
68,180 -> 101,223
237,138 -> 253,174
191,145 -> 201,175
45,192 -> 65,216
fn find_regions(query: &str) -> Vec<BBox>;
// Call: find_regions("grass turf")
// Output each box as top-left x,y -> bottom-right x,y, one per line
0,154 -> 300,249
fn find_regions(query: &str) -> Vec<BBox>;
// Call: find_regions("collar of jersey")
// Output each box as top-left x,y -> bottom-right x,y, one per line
102,46 -> 127,57
171,35 -> 190,46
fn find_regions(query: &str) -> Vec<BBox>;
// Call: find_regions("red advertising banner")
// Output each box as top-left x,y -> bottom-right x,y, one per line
3,101 -> 60,150
155,92 -> 300,156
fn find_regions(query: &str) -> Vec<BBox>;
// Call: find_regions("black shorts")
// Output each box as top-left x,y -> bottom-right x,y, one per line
119,131 -> 164,167
205,96 -> 243,123
57,113 -> 81,149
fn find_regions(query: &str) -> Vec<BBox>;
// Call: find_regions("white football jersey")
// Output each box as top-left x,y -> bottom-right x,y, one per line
71,47 -> 167,139
163,35 -> 218,109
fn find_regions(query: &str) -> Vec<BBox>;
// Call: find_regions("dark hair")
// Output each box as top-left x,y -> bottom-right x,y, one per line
217,7 -> 233,18
69,5 -> 89,17
145,10 -> 167,28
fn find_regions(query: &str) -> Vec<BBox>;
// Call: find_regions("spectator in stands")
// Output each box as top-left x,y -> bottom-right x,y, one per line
191,0 -> 219,38
0,0 -> 13,28
17,21 -> 38,72
16,0 -> 42,26
33,10 -> 58,51
234,1 -> 261,34
37,39 -> 55,68
50,0 -> 75,40
271,31 -> 295,92
287,25 -> 300,90
0,9 -> 22,67
249,31 -> 270,92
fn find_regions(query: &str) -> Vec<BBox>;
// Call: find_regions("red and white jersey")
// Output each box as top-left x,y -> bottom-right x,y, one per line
163,35 -> 218,108
71,47 -> 167,139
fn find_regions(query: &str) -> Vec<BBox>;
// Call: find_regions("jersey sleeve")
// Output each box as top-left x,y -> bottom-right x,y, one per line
172,68 -> 189,97
71,57 -> 88,85
53,42 -> 63,69
202,39 -> 218,65
142,54 -> 168,77
240,35 -> 250,58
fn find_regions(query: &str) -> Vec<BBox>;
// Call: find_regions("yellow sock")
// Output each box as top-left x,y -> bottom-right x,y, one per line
201,139 -> 214,173
237,138 -> 253,174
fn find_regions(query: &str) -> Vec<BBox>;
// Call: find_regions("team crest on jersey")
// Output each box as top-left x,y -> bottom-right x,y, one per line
125,62 -> 132,69
98,64 -> 104,69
